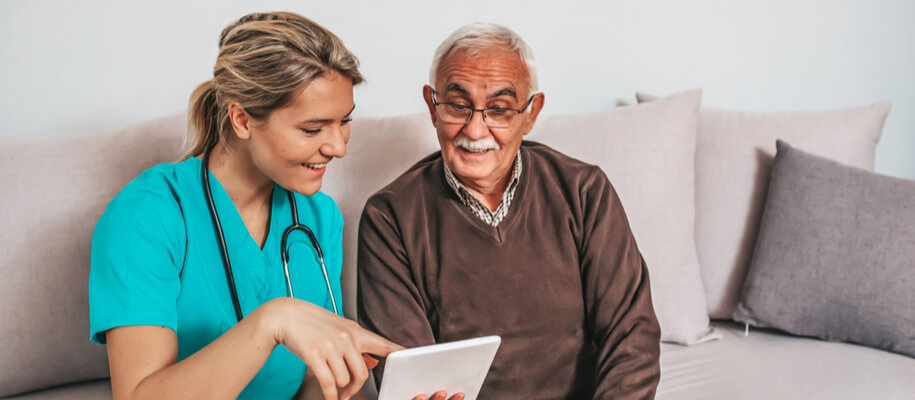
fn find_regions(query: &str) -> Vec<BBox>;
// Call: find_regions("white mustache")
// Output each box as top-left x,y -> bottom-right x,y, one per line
453,135 -> 500,152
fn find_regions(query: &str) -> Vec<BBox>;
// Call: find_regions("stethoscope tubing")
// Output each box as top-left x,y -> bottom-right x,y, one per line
202,147 -> 245,321
202,145 -> 338,322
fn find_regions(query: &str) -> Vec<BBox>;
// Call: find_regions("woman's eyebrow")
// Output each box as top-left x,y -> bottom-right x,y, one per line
298,105 -> 356,124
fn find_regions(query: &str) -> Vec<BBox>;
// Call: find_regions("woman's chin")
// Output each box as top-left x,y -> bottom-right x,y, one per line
282,179 -> 323,197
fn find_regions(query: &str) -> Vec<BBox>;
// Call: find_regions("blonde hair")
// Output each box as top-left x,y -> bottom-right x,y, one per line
184,11 -> 363,159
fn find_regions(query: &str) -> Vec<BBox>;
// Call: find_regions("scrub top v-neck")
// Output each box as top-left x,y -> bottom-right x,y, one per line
89,157 -> 344,399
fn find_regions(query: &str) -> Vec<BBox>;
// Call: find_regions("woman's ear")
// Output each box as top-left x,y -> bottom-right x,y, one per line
227,102 -> 252,140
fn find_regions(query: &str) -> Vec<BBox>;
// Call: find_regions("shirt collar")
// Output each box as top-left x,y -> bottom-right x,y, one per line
443,150 -> 523,226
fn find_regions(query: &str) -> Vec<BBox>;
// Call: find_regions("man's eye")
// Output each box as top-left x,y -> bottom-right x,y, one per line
487,109 -> 511,116
447,104 -> 469,111
341,118 -> 353,125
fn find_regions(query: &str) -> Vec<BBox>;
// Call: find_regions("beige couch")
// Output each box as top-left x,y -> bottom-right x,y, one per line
2,90 -> 913,399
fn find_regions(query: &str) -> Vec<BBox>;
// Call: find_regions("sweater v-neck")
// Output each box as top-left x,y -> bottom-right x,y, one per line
434,147 -> 531,245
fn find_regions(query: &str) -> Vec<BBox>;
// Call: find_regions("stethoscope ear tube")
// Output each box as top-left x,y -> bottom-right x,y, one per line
281,211 -> 338,315
202,145 -> 338,322
202,145 -> 245,321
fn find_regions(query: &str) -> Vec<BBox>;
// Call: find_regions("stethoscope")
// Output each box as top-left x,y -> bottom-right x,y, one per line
201,145 -> 338,322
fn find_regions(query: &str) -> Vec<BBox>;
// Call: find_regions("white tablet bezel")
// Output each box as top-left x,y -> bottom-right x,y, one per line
377,335 -> 501,400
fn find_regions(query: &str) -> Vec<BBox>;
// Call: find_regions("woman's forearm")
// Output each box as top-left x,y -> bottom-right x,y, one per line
115,300 -> 281,400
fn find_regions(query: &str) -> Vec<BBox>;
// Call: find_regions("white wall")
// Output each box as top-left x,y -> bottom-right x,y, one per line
2,0 -> 913,178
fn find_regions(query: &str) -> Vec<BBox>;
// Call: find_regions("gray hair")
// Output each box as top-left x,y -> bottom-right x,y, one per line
429,22 -> 538,92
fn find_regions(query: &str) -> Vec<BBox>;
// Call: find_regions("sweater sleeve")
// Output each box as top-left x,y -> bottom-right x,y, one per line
356,195 -> 437,385
579,169 -> 661,399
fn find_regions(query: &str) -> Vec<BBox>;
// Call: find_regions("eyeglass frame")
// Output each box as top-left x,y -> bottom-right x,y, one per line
430,89 -> 538,128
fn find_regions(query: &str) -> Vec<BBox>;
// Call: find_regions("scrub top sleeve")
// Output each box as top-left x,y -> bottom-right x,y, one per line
88,190 -> 185,344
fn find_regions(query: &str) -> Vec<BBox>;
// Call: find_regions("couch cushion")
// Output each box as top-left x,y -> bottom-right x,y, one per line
533,89 -> 716,344
733,140 -> 915,358
0,113 -> 187,397
637,93 -> 890,318
658,322 -> 915,399
4,379 -> 111,400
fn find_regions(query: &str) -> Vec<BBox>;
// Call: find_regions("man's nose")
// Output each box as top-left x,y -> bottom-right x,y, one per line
321,126 -> 347,158
461,110 -> 491,139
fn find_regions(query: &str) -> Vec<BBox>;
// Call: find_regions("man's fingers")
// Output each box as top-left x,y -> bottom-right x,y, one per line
308,362 -> 339,400
362,353 -> 379,369
449,393 -> 466,400
412,395 -> 428,400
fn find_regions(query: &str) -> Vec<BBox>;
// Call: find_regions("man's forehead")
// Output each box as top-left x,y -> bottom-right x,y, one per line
443,82 -> 518,100
436,47 -> 529,97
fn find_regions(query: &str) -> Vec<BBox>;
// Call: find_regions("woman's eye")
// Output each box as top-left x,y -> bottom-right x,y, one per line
301,128 -> 322,135
341,118 -> 353,126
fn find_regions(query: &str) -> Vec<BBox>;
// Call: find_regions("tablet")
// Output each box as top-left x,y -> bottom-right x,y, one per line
377,335 -> 501,400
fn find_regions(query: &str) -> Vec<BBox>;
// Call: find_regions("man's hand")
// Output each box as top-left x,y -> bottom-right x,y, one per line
413,391 -> 465,400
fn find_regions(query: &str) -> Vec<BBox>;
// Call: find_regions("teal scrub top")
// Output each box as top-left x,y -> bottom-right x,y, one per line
88,157 -> 344,399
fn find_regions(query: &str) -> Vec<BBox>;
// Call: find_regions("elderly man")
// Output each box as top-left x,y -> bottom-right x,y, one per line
357,23 -> 660,399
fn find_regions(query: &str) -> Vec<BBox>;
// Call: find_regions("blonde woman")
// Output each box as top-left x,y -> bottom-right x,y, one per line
88,12 -> 399,400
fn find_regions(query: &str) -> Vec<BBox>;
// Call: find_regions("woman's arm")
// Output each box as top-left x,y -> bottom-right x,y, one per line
107,297 -> 400,400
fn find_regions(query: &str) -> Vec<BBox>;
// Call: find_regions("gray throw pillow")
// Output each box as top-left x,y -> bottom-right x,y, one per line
734,140 -> 915,358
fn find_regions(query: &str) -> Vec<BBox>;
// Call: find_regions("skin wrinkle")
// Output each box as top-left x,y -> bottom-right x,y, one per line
426,46 -> 544,211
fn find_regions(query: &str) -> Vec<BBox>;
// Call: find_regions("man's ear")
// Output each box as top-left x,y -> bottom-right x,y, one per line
422,85 -> 438,126
521,92 -> 546,136
227,102 -> 252,140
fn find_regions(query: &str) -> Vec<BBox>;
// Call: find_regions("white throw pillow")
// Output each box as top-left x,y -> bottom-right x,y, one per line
534,89 -> 717,345
637,93 -> 890,319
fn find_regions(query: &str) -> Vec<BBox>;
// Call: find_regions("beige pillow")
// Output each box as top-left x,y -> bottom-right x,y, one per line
637,93 -> 890,319
0,113 -> 187,397
534,89 -> 717,344
322,113 -> 441,318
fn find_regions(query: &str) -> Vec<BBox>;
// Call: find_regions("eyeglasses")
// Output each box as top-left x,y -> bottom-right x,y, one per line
431,89 -> 536,129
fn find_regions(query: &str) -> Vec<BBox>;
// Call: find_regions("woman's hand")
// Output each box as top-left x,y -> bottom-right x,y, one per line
413,391 -> 465,400
263,297 -> 402,400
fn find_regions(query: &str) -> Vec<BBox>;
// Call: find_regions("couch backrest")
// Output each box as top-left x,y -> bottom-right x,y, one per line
321,113 -> 441,317
0,111 -> 437,396
0,112 -> 188,397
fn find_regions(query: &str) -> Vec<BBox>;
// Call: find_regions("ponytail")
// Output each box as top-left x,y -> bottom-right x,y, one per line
181,11 -> 364,161
183,79 -> 223,160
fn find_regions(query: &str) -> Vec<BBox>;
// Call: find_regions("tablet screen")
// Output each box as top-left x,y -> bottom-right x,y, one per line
377,335 -> 501,400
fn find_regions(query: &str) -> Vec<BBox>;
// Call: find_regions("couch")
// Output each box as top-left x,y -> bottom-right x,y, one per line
1,89 -> 913,399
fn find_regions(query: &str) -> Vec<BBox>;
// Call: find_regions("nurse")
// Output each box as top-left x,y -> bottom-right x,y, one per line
88,12 -> 398,400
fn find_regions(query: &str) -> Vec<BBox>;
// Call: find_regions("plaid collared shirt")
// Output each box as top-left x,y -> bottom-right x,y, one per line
443,151 -> 522,227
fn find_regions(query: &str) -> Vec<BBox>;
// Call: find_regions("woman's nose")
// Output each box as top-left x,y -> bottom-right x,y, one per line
321,126 -> 347,158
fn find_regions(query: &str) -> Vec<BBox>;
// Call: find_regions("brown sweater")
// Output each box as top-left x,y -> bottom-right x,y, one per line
357,142 -> 661,399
